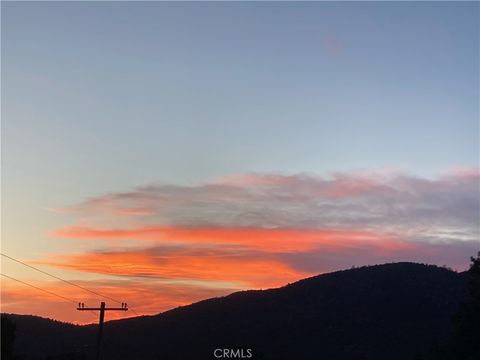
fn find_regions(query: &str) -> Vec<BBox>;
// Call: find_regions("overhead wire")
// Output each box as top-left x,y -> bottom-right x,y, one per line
1,252 -> 142,316
1,252 -> 122,304
1,273 -> 98,318
1,273 -> 76,303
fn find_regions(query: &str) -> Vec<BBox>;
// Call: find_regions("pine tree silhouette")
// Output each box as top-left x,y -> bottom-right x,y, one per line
428,252 -> 480,360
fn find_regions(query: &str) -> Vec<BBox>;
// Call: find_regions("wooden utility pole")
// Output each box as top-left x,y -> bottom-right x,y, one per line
77,302 -> 128,360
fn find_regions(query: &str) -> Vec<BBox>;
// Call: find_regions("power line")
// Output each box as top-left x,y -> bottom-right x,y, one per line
1,252 -> 142,315
1,252 -> 123,305
1,273 -> 98,318
1,273 -> 75,303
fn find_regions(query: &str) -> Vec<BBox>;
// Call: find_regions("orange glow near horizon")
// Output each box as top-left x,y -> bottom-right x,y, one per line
1,277 -> 236,324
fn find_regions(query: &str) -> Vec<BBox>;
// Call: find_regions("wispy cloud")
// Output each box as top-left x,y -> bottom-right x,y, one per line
36,168 -> 479,321
39,245 -> 308,288
54,168 -> 479,243
52,227 -> 406,253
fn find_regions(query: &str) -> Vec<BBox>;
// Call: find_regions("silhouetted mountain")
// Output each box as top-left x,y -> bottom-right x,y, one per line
3,263 -> 469,360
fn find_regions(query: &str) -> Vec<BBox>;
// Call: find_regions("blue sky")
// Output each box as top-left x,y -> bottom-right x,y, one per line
1,2 -> 479,322
3,2 -> 478,191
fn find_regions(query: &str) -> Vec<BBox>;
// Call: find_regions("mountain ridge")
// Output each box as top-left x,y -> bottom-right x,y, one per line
4,262 -> 469,360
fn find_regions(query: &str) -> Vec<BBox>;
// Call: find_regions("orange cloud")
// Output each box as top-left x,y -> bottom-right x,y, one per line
39,247 -> 310,288
52,226 -> 411,253
42,227 -> 418,293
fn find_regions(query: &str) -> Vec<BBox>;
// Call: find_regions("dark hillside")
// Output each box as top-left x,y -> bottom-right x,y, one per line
5,263 -> 469,360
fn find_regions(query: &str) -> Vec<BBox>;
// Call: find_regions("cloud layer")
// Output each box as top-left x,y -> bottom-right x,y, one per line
46,168 -> 479,280
54,168 -> 479,241
6,168 -> 477,323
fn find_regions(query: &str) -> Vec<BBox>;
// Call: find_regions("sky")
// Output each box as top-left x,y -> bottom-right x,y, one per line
1,1 -> 479,324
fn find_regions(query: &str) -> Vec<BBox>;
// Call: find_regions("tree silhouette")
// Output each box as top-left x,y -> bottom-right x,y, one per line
450,251 -> 480,359
428,252 -> 480,360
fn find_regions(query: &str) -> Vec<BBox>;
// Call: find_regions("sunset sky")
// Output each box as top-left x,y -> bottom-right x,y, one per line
1,2 -> 479,324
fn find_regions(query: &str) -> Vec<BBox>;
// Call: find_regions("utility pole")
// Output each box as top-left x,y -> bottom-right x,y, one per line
77,302 -> 128,360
